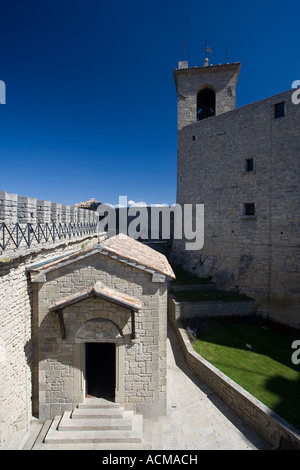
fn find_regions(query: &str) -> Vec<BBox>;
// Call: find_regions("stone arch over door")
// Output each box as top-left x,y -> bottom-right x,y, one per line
75,318 -> 124,344
73,318 -> 126,404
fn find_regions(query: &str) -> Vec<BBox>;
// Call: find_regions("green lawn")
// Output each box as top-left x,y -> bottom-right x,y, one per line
185,319 -> 300,431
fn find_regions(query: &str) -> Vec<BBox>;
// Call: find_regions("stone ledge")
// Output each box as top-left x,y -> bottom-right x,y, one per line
0,234 -> 102,265
171,284 -> 216,292
168,293 -> 255,320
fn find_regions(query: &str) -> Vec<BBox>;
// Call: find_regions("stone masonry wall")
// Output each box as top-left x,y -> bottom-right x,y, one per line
168,294 -> 255,320
0,235 -> 99,449
0,191 -> 98,253
0,191 -> 99,449
0,191 -> 98,225
173,89 -> 300,328
36,253 -> 167,420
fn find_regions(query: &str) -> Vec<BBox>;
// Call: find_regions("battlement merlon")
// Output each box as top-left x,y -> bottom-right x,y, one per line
0,191 -> 99,225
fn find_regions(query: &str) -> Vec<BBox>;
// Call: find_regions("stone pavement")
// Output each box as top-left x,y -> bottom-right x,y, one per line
147,322 -> 271,450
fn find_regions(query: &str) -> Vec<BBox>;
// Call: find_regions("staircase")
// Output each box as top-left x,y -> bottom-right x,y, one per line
31,398 -> 151,450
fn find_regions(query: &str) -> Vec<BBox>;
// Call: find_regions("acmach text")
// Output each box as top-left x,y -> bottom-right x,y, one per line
145,454 -> 198,465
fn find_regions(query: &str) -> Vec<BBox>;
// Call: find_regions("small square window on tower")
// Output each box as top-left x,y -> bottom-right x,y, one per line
244,203 -> 255,216
246,158 -> 254,172
274,102 -> 285,119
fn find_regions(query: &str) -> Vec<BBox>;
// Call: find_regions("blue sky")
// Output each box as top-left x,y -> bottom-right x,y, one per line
0,0 -> 299,206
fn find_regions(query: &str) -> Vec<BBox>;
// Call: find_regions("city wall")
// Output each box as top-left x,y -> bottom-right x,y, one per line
0,190 -> 98,226
0,191 -> 99,449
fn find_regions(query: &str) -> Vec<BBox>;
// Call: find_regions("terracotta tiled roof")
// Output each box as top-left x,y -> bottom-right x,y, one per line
99,234 -> 175,279
74,198 -> 101,210
49,281 -> 142,312
174,61 -> 241,72
27,234 -> 175,280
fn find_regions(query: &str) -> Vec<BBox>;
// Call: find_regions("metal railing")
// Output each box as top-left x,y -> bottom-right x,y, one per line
0,222 -> 98,251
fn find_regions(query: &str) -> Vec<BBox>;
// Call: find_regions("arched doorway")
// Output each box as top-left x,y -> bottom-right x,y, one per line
197,87 -> 216,120
74,318 -> 125,404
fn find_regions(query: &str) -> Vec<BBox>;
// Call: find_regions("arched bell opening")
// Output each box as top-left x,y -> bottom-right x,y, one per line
197,87 -> 216,121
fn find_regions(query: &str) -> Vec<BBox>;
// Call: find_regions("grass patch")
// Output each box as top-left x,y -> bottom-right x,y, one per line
170,264 -> 213,286
171,289 -> 251,302
183,317 -> 300,431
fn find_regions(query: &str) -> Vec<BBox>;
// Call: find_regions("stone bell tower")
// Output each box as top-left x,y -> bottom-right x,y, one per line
173,58 -> 241,130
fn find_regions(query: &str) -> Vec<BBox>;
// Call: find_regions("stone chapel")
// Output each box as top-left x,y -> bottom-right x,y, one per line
26,233 -> 175,422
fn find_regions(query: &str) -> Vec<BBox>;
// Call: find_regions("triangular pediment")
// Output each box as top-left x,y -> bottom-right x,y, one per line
49,281 -> 142,313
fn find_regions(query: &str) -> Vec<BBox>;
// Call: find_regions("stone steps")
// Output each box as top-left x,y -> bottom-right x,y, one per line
44,415 -> 143,444
59,410 -> 135,431
77,398 -> 120,409
71,406 -> 124,420
32,398 -> 149,449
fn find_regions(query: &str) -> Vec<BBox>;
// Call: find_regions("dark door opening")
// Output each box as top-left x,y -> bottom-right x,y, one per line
197,88 -> 216,121
85,342 -> 116,401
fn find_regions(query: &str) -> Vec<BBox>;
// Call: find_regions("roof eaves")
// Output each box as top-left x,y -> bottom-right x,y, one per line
26,246 -> 98,275
49,281 -> 142,313
173,61 -> 241,73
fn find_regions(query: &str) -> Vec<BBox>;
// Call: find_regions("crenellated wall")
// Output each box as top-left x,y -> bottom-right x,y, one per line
0,191 -> 99,226
0,191 -> 102,449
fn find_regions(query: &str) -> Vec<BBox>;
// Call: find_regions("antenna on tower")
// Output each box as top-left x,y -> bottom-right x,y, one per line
178,13 -> 188,69
225,38 -> 228,63
182,13 -> 185,61
201,36 -> 212,65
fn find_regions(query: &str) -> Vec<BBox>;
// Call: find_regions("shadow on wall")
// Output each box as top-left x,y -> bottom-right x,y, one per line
24,337 -> 35,416
265,374 -> 300,433
25,269 -> 36,417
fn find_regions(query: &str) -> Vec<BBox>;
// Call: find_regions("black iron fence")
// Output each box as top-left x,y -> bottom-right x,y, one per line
0,222 -> 98,251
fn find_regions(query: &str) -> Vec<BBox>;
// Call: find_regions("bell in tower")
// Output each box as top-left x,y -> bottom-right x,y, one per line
197,87 -> 216,121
